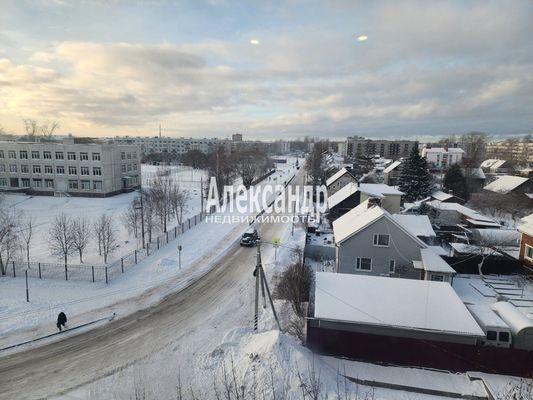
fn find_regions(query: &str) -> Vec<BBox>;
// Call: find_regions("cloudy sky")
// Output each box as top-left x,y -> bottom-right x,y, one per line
0,0 -> 532,140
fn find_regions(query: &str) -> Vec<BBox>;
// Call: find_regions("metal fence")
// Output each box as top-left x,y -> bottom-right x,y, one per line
6,212 -> 205,284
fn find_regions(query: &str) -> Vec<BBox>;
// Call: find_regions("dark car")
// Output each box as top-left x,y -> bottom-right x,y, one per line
240,228 -> 259,247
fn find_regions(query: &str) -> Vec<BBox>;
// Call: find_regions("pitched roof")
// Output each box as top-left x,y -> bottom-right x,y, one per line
425,200 -> 498,224
326,167 -> 355,187
430,190 -> 454,202
383,160 -> 402,174
418,248 -> 455,273
332,202 -> 426,247
464,167 -> 486,179
423,147 -> 465,154
483,175 -> 530,194
480,159 -> 508,169
392,214 -> 436,237
327,182 -> 359,209
359,183 -> 403,197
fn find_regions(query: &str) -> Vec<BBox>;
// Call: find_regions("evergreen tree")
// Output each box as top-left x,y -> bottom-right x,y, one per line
398,144 -> 432,202
443,164 -> 469,201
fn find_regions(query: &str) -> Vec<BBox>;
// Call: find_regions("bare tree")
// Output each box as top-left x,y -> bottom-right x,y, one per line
48,213 -> 75,268
40,120 -> 59,141
19,212 -> 35,268
305,142 -> 327,187
170,185 -> 189,225
0,208 -> 21,275
94,214 -> 117,264
72,216 -> 91,263
123,199 -> 140,238
23,118 -> 39,140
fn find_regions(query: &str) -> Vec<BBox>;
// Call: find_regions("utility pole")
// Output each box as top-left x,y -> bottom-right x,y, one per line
139,190 -> 146,249
253,243 -> 282,332
200,176 -> 204,215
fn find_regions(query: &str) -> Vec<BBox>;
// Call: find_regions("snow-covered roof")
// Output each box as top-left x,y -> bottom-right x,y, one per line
480,159 -> 507,170
484,175 -> 530,194
326,167 -> 354,187
518,214 -> 533,236
431,190 -> 454,202
466,304 -> 509,330
359,183 -> 403,197
332,202 -> 426,247
472,229 -> 520,246
419,248 -> 455,273
314,272 -> 484,337
383,160 -> 402,174
450,243 -> 494,255
327,182 -> 359,209
392,215 -> 436,237
423,147 -> 464,154
491,302 -> 533,335
426,201 -> 498,224
465,218 -> 502,228
465,167 -> 486,179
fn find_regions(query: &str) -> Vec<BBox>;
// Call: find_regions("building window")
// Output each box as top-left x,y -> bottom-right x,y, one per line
68,166 -> 77,175
21,165 -> 29,174
0,178 -> 6,186
43,151 -> 51,159
20,150 -> 28,159
133,164 -> 138,171
499,332 -> 510,343
92,152 -> 101,161
93,167 -> 102,176
45,179 -> 54,188
21,178 -> 30,187
526,245 -> 533,260
80,180 -> 90,190
8,150 -> 16,159
56,166 -> 65,174
31,150 -> 40,159
373,234 -> 390,247
121,152 -> 126,160
80,166 -> 89,175
44,165 -> 53,174
32,179 -> 42,188
9,164 -> 17,173
389,260 -> 396,273
133,152 -> 137,159
68,180 -> 78,189
55,152 -> 64,160
93,180 -> 102,190
80,152 -> 89,161
430,274 -> 444,282
33,165 -> 41,174
356,257 -> 372,271
0,150 -> 4,158
121,164 -> 126,173
0,164 -> 4,172
67,152 -> 76,161
487,330 -> 497,341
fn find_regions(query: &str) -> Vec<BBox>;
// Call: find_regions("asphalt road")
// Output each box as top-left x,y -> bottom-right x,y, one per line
0,170 -> 303,400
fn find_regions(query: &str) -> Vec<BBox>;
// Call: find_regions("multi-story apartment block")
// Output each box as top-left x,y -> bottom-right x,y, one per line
421,146 -> 464,169
485,140 -> 533,166
0,137 -> 140,197
113,136 -> 228,156
344,137 -> 417,159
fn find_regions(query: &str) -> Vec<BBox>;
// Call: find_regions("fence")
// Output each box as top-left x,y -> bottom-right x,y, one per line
6,212 -> 205,284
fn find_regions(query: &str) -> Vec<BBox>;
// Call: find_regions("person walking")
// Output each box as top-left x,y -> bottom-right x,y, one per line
56,312 -> 67,332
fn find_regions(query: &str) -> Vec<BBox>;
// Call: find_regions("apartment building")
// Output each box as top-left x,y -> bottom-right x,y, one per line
113,136 -> 228,156
0,138 -> 140,197
421,146 -> 464,168
485,140 -> 533,166
344,137 -> 417,159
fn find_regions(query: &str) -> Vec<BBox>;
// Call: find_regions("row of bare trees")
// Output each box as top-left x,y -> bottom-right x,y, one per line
48,213 -> 117,266
124,174 -> 189,244
23,118 -> 59,141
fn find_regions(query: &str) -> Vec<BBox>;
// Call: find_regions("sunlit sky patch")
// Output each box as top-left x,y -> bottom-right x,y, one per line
0,1 -> 531,140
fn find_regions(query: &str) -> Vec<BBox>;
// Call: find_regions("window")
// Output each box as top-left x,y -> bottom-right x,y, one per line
21,178 -> 30,187
21,165 -> 29,173
32,179 -> 42,188
80,180 -> 90,190
33,165 -> 41,174
127,152 -> 132,159
43,151 -> 51,159
45,179 -> 54,188
487,330 -> 497,341
44,165 -> 53,174
68,180 -> 78,189
0,178 -> 6,186
9,164 -> 17,173
80,166 -> 89,175
356,257 -> 372,271
373,234 -> 390,247
67,152 -> 76,160
80,152 -> 89,161
0,165 -> 4,172
0,150 -> 4,158
430,274 -> 444,282
19,150 -> 28,159
8,150 -> 16,159
133,152 -> 137,159
68,166 -> 77,175
389,260 -> 396,273
526,245 -> 533,260
127,164 -> 132,172
92,152 -> 101,161
121,152 -> 126,160
133,164 -> 138,171
121,164 -> 126,173
93,167 -> 102,176
32,150 -> 40,159
93,180 -> 102,190
55,152 -> 64,160
56,166 -> 65,174
499,332 -> 510,343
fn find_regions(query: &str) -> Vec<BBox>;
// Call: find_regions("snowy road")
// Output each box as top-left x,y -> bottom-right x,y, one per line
0,174 -> 302,400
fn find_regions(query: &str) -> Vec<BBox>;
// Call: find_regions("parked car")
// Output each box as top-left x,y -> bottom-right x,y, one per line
240,228 -> 260,247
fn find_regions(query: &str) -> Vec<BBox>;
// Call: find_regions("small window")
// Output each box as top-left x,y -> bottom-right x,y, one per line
356,257 -> 372,271
0,178 -> 6,186
43,151 -> 51,159
0,165 -> 4,172
44,165 -> 53,174
32,150 -> 40,159
55,152 -> 64,160
68,166 -> 77,175
32,179 -> 42,188
21,178 -> 30,187
526,245 -> 533,260
33,165 -> 41,174
373,234 -> 390,247
121,164 -> 126,172
93,167 -> 102,176
21,165 -> 29,173
121,152 -> 126,160
93,180 -> 102,190
19,150 -> 28,159
45,179 -> 54,188
430,274 -> 444,282
67,152 -> 76,160
80,166 -> 89,175
56,166 -> 65,174
0,150 -> 4,158
8,150 -> 16,159
80,152 -> 89,161
499,331 -> 510,343
389,260 -> 396,273
68,180 -> 78,189
9,164 -> 17,173
487,330 -> 497,341
80,180 -> 90,190
92,152 -> 101,161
